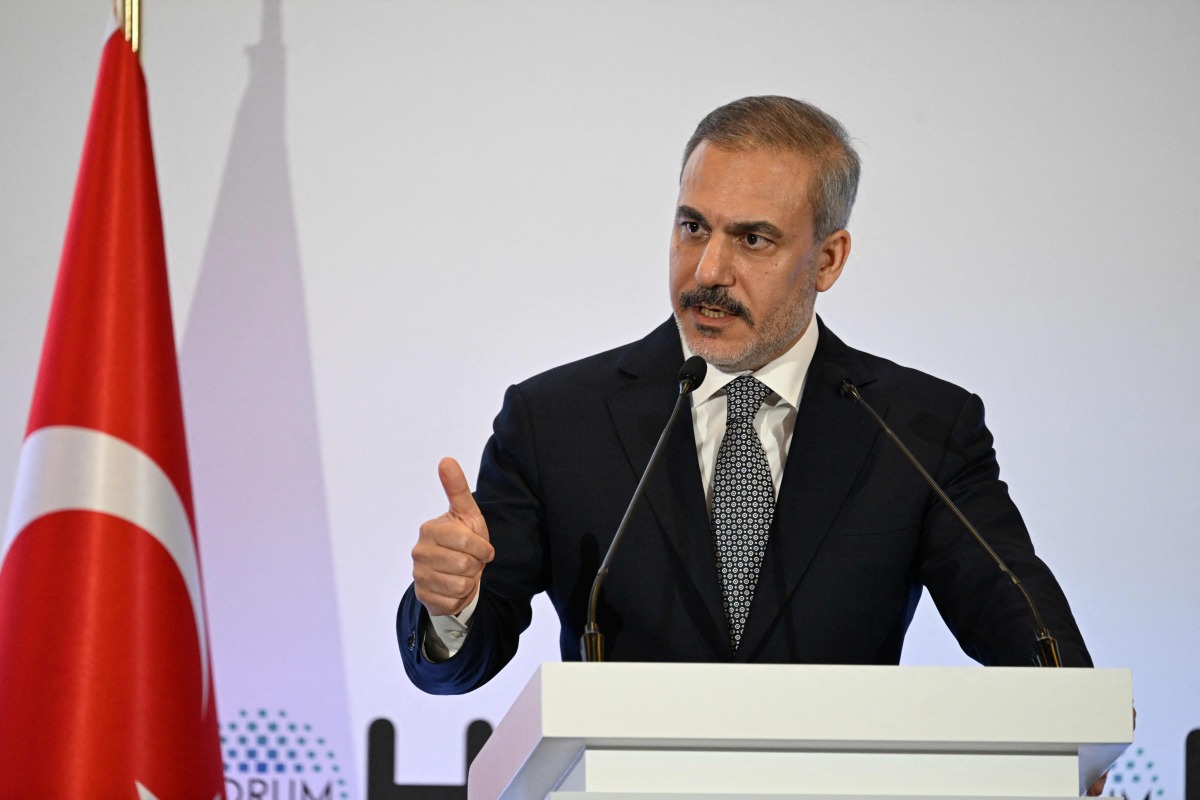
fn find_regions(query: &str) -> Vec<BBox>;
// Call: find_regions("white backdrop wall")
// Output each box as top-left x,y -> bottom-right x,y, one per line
2,1 -> 1198,796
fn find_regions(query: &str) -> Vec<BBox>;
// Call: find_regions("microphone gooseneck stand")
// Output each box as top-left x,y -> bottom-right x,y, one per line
820,364 -> 1062,667
581,356 -> 707,662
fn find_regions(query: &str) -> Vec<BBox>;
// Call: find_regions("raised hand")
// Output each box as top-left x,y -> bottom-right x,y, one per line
411,458 -> 495,617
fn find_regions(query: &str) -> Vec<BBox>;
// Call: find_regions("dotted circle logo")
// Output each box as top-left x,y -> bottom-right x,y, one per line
1104,746 -> 1163,799
220,709 -> 348,800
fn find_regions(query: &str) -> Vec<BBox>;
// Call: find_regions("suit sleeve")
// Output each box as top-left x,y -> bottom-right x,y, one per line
397,384 -> 551,694
918,392 -> 1093,667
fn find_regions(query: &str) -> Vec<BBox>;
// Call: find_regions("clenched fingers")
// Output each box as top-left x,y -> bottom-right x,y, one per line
412,513 -> 494,617
417,515 -> 494,565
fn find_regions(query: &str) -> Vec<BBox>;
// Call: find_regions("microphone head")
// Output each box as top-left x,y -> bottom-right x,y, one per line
678,355 -> 708,393
816,363 -> 856,399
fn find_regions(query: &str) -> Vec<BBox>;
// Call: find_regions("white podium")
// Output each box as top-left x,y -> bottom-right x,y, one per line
467,663 -> 1131,800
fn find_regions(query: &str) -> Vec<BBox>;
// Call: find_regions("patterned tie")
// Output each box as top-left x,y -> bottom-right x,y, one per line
711,375 -> 775,652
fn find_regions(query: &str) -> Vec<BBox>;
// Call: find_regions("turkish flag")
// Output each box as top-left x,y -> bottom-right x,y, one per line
0,31 -> 224,799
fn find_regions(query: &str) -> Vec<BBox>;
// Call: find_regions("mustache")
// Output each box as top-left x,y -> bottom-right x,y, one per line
678,286 -> 754,326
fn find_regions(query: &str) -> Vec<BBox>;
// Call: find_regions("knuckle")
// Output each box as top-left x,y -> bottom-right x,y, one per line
452,553 -> 477,575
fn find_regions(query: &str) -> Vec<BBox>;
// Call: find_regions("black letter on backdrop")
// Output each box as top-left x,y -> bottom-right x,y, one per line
367,718 -> 493,800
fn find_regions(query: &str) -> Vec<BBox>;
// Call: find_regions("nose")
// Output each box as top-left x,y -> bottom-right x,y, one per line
694,236 -> 734,288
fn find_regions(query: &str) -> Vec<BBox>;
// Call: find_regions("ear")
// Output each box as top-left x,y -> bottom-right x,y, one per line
814,229 -> 851,292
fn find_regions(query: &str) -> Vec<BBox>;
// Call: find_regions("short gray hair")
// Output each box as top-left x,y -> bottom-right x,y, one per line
682,96 -> 860,240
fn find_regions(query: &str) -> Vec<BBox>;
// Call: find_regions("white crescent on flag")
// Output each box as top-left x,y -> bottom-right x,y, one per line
1,425 -> 211,712
136,780 -> 222,800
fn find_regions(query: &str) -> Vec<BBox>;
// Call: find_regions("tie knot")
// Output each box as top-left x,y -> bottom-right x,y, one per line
724,376 -> 772,422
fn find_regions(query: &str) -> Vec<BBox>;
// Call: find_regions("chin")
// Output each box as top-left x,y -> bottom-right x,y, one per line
675,312 -> 753,369
689,337 -> 754,371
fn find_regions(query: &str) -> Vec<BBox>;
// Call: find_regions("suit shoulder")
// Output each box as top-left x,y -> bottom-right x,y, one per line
517,343 -> 630,392
511,320 -> 678,401
841,339 -> 976,411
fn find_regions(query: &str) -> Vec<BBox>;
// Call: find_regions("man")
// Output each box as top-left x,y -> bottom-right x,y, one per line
397,95 -> 1091,695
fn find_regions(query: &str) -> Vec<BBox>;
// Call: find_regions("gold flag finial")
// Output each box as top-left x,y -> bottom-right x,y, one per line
122,0 -> 140,53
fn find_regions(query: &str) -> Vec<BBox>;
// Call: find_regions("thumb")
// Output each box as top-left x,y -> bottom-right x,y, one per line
438,457 -> 483,523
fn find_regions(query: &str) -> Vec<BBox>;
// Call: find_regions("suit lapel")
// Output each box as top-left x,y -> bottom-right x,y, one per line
736,321 -> 885,660
601,318 -> 890,662
606,321 -> 730,659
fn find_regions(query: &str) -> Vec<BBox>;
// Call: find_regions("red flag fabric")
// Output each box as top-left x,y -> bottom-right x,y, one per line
0,31 -> 224,799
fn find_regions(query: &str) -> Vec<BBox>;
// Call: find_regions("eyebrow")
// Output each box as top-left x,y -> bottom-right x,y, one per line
676,205 -> 785,241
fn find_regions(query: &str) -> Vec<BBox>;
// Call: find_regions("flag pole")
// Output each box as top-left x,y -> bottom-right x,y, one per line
123,0 -> 140,53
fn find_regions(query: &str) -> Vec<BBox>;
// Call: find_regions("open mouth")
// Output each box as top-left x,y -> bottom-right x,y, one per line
678,288 -> 751,325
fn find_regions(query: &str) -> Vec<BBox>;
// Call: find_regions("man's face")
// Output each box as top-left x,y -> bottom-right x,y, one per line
670,141 -> 848,372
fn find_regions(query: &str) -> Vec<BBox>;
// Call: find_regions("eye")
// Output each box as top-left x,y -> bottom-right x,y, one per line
744,233 -> 771,250
679,220 -> 704,237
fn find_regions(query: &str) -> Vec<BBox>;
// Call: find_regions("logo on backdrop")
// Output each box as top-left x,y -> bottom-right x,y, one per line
222,709 -> 350,800
1103,746 -> 1163,799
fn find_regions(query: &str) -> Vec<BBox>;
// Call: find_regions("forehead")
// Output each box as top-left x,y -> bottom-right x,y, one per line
678,142 -> 816,226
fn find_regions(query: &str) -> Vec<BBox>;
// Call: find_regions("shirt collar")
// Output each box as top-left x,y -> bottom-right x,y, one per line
682,316 -> 820,409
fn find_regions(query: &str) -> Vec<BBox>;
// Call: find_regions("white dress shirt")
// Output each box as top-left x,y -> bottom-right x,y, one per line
685,318 -> 819,504
425,319 -> 821,659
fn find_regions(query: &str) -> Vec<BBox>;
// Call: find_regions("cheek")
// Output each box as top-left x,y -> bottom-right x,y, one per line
775,259 -> 818,299
668,246 -> 692,290
746,269 -> 800,317
740,264 -> 782,299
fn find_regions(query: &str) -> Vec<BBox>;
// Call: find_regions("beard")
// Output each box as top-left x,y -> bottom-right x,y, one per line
674,283 -> 815,372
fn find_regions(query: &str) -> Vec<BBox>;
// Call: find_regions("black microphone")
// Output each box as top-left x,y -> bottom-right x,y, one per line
818,363 -> 1063,668
581,355 -> 707,662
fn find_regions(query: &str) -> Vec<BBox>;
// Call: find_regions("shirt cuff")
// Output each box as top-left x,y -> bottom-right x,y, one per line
423,591 -> 480,662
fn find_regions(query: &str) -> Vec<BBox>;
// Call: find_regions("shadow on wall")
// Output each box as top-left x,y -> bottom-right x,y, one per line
180,0 -> 357,794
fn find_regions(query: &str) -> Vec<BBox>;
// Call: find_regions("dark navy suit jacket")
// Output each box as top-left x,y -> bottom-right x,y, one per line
397,318 -> 1091,693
